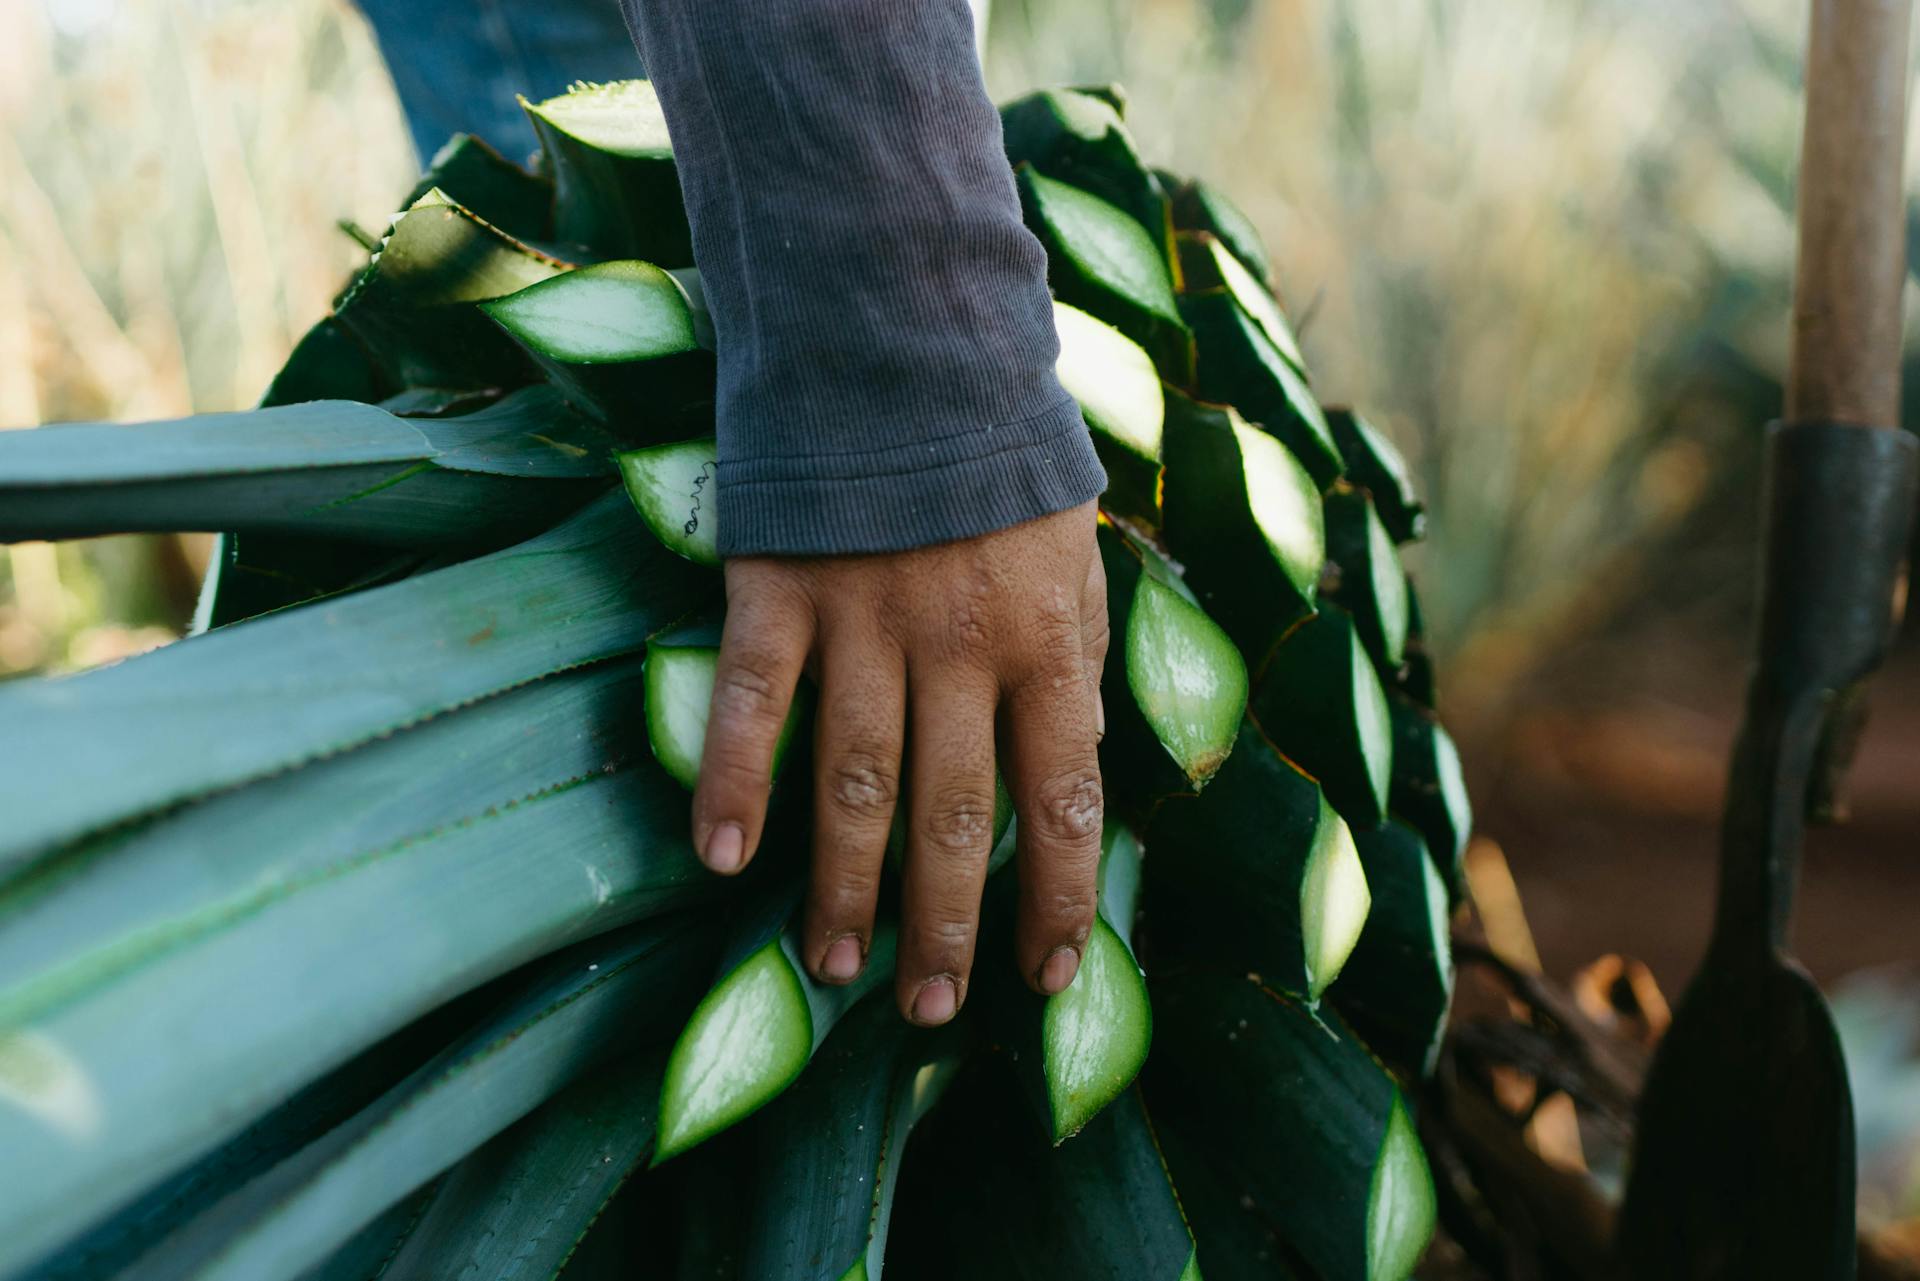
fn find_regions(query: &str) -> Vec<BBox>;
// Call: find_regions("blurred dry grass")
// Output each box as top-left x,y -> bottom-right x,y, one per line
0,0 -> 412,675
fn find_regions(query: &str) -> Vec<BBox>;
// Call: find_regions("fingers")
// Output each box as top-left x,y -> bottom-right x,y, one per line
1003,620 -> 1105,996
693,568 -> 814,875
895,665 -> 1001,1026
801,615 -> 906,985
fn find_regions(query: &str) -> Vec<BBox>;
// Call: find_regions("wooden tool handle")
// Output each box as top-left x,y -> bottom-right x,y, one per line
1788,0 -> 1914,428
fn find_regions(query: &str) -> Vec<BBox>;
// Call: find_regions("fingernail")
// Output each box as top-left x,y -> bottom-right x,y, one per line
820,935 -> 864,983
1039,946 -> 1081,995
910,977 -> 959,1026
1095,696 -> 1106,740
703,822 -> 744,873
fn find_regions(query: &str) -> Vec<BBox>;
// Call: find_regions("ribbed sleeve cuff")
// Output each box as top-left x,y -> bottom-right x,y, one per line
716,393 -> 1106,556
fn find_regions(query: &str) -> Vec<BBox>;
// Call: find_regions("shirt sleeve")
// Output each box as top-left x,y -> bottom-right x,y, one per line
616,0 -> 1106,557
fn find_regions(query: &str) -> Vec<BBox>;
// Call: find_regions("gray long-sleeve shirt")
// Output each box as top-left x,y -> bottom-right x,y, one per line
616,0 -> 1106,557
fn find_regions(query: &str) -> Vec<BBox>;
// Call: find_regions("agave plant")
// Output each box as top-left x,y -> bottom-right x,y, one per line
0,79 -> 1473,1280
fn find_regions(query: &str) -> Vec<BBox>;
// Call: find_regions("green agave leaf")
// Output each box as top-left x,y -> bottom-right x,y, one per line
1250,603 -> 1395,828
1392,581 -> 1437,709
1180,290 -> 1342,488
887,1067 -> 1197,1280
1166,173 -> 1275,291
1151,1114 -> 1305,1279
524,80 -> 693,268
403,132 -> 555,245
257,316 -> 387,409
619,436 -> 721,567
1177,231 -> 1306,378
297,1186 -> 439,1281
1043,824 -> 1152,1142
642,616 -> 812,792
0,491 -> 710,872
112,925 -> 706,1281
0,387 -> 616,547
1016,166 -> 1193,383
1144,721 -> 1370,1003
1148,972 -> 1436,1281
1054,302 -> 1164,522
1326,409 -> 1425,544
482,260 -> 716,431
1322,489 -> 1412,674
1160,388 -> 1324,668
333,188 -> 574,390
1328,820 -> 1454,1077
1000,89 -> 1174,260
1386,696 -> 1472,898
1096,523 -> 1246,816
377,1054 -> 667,1279
655,886 -> 897,1163
741,996 -> 963,1280
0,755 -> 717,1276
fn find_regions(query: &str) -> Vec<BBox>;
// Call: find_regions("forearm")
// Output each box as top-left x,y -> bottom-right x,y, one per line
617,0 -> 1104,556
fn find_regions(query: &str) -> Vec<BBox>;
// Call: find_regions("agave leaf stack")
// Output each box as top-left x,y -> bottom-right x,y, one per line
0,78 -> 1473,1280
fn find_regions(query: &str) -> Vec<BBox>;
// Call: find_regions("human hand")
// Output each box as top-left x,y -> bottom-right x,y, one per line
690,501 -> 1107,1025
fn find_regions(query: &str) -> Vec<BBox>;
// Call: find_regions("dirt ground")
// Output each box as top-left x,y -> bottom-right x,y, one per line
1474,628 -> 1920,997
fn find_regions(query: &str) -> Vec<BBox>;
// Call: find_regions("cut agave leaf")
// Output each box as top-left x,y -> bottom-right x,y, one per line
0,386 -> 616,547
1000,89 -> 1174,260
1322,489 -> 1412,674
1148,972 -> 1437,1281
1097,522 -> 1246,813
1160,388 -> 1324,667
1043,823 -> 1152,1142
378,1054 -> 667,1279
1327,408 -> 1425,543
1181,290 -> 1343,488
1016,165 -> 1193,383
1329,820 -> 1454,1076
524,79 -> 693,267
1152,1113 -> 1304,1279
1393,581 -> 1438,709
1387,695 -> 1472,897
1250,603 -> 1395,828
258,315 -> 388,408
333,187 -> 574,390
643,614 -> 811,791
0,491 -> 708,872
655,888 -> 899,1163
0,758 -> 717,1276
1054,301 -> 1164,522
741,996 -> 963,1280
1177,230 -> 1306,377
1144,721 -> 1370,1002
1165,172 -> 1275,290
403,132 -> 555,244
481,259 -> 716,430
110,926 -> 705,1281
619,435 -> 721,566
887,1066 -> 1198,1280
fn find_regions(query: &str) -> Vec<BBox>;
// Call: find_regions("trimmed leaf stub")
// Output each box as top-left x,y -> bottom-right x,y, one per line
1044,916 -> 1151,1143
1161,389 -> 1325,666
1328,408 -> 1426,543
655,939 -> 814,1164
1144,721 -> 1371,1001
1055,300 -> 1164,521
1001,88 -> 1174,256
1182,289 -> 1343,488
1252,602 -> 1395,828
1018,165 -> 1193,383
1387,695 -> 1474,897
523,80 -> 691,266
1166,172 -> 1276,289
1331,819 -> 1455,1077
618,436 -> 722,567
1178,230 -> 1308,377
1324,488 -> 1413,674
1148,972 -> 1437,1281
642,622 -> 809,791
